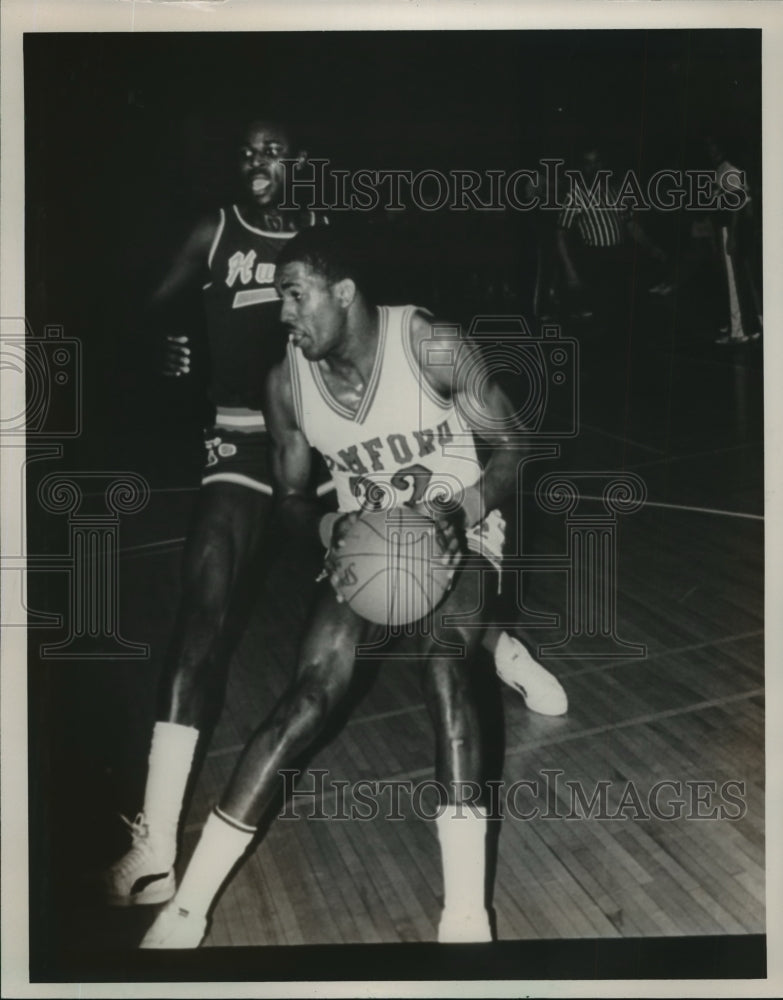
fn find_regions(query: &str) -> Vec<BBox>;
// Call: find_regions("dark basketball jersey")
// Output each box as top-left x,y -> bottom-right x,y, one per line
202,204 -> 322,409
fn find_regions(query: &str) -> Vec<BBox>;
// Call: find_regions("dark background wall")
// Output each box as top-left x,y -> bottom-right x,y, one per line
24,30 -> 761,475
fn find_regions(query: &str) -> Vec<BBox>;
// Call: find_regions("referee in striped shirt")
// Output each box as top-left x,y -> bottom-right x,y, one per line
557,146 -> 664,334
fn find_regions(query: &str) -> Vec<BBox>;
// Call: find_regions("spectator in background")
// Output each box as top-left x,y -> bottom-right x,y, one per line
707,136 -> 763,345
556,146 -> 666,336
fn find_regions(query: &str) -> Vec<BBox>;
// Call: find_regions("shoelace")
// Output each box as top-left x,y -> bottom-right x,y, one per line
106,813 -> 154,879
119,811 -> 150,844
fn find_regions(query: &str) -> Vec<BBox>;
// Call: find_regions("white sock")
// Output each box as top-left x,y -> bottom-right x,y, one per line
142,721 -> 199,864
436,804 -> 488,918
174,808 -> 255,918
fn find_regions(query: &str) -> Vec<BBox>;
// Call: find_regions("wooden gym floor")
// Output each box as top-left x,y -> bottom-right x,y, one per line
30,296 -> 764,971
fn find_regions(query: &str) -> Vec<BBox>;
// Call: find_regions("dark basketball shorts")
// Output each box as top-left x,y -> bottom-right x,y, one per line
201,425 -> 274,495
201,423 -> 336,498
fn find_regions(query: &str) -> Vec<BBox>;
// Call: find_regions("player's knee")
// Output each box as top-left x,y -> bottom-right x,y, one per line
180,591 -> 230,642
446,708 -> 473,737
425,624 -> 476,660
182,537 -> 235,615
184,523 -> 235,583
425,659 -> 479,732
425,653 -> 472,696
276,682 -> 332,745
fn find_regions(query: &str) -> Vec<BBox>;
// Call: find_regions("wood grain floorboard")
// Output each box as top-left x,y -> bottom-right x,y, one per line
53,335 -> 765,953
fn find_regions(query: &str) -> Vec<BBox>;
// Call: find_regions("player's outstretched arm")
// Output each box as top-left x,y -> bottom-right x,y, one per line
149,216 -> 218,308
146,215 -> 218,376
265,357 -> 324,549
411,310 -> 526,530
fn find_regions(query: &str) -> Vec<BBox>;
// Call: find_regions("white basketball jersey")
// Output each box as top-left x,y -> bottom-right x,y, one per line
288,305 -> 481,513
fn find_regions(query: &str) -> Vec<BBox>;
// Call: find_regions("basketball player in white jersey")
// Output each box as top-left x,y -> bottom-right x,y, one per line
104,119 -> 566,915
140,225 -> 534,948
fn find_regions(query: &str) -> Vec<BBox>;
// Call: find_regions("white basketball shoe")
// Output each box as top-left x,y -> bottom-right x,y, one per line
101,813 -> 176,906
494,633 -> 568,716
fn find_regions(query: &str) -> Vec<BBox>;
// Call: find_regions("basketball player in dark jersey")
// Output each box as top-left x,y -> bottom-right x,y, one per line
101,119 -> 329,906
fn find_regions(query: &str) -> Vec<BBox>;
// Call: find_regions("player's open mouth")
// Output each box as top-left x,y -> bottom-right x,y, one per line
251,175 -> 272,194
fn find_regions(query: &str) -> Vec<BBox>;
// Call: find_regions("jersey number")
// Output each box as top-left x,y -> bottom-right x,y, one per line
350,464 -> 433,511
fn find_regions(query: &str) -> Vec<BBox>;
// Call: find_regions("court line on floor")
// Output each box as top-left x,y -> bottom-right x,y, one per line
119,488 -> 762,564
184,686 -> 762,830
547,629 -> 764,679
321,628 -> 761,727
625,441 -> 764,472
120,536 -> 187,557
83,431 -> 763,500
501,685 -> 764,762
341,686 -> 765,789
79,485 -> 198,498
519,491 -> 763,521
622,498 -> 762,521
202,704 -> 427,761
203,629 -> 763,763
143,485 -> 199,494
85,480 -> 334,497
578,421 -> 665,455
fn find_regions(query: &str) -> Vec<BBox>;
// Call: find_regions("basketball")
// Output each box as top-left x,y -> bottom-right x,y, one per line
330,508 -> 455,627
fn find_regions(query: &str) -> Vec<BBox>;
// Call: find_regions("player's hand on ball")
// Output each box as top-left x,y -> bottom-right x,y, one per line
429,512 -> 463,565
332,511 -> 362,547
319,511 -> 361,600
163,335 -> 191,377
413,502 -> 463,571
322,507 -> 458,625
